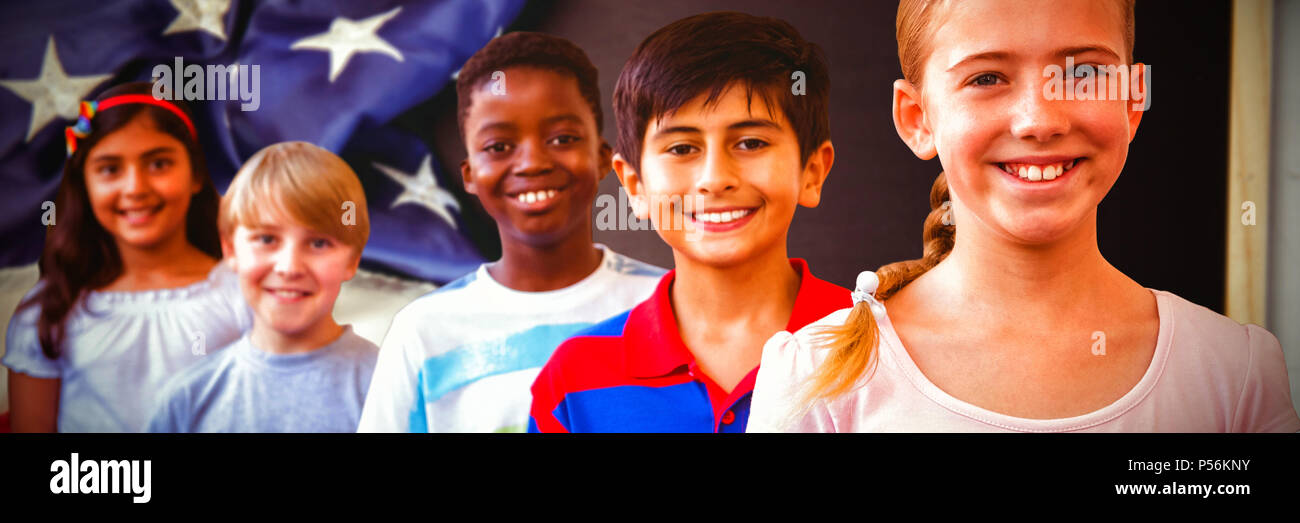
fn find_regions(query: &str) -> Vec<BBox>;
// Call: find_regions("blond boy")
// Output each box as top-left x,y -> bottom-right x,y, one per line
147,142 -> 378,432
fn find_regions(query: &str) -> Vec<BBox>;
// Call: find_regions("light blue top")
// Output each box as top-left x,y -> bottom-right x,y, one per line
146,326 -> 378,433
3,264 -> 252,432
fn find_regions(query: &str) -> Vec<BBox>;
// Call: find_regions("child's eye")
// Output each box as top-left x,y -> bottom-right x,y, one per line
255,234 -> 276,245
1070,63 -> 1109,80
483,142 -> 513,154
549,134 -> 581,146
310,238 -> 333,249
666,144 -> 698,156
148,158 -> 173,171
736,138 -> 769,151
969,73 -> 1002,87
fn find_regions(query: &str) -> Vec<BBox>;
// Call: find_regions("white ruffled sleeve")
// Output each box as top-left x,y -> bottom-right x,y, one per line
2,283 -> 61,379
211,262 -> 254,332
749,324 -> 840,433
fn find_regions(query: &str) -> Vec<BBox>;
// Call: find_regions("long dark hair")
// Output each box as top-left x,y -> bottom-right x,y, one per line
18,82 -> 222,359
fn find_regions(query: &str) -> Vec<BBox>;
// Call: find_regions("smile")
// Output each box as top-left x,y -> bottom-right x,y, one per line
998,159 -> 1082,181
265,287 -> 313,301
511,188 -> 560,204
116,203 -> 164,224
688,208 -> 754,224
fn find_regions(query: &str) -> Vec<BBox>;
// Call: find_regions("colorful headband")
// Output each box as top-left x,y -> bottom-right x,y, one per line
64,95 -> 198,157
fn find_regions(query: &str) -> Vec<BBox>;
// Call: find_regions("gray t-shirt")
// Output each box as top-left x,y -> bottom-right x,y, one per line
146,326 -> 378,433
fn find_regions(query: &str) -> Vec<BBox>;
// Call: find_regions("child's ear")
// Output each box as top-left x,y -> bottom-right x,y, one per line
220,236 -> 236,271
1126,62 -> 1147,142
345,252 -> 361,282
597,141 -> 613,182
798,140 -> 835,208
459,159 -> 477,196
611,152 -> 649,219
893,79 -> 937,160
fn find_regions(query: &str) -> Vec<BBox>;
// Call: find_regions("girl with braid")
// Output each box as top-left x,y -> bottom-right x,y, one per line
748,0 -> 1300,432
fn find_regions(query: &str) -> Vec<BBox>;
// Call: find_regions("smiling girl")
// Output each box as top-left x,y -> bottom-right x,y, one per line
749,0 -> 1300,432
4,82 -> 251,432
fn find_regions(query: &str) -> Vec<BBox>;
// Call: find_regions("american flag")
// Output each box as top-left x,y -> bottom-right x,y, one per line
0,0 -> 527,282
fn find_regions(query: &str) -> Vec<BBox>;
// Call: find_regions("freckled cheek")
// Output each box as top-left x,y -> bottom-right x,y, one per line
1083,112 -> 1132,148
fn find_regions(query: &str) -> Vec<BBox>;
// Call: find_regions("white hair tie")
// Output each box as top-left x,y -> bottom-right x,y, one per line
851,271 -> 885,314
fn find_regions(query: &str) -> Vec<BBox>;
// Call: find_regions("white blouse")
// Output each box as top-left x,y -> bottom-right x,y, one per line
749,287 -> 1300,433
4,263 -> 252,432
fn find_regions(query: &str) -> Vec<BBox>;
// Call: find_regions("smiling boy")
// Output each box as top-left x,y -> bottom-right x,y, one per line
146,142 -> 378,433
528,12 -> 851,433
358,32 -> 663,433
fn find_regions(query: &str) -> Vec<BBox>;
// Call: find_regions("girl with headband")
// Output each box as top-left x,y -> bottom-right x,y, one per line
5,81 -> 252,432
749,0 -> 1300,432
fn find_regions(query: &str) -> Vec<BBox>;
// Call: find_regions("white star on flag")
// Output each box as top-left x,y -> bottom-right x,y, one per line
373,154 -> 461,230
163,0 -> 232,41
291,6 -> 405,83
0,36 -> 111,142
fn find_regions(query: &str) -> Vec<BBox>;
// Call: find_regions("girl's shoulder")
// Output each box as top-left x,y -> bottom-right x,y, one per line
767,307 -> 856,363
1150,289 -> 1270,352
85,262 -> 235,308
1148,289 -> 1286,386
756,307 -> 857,390
750,307 -> 857,432
1149,289 -> 1299,432
5,279 -> 58,376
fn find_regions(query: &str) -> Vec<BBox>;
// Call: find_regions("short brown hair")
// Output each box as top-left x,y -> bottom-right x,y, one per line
613,11 -> 830,173
220,142 -> 370,254
455,31 -> 603,140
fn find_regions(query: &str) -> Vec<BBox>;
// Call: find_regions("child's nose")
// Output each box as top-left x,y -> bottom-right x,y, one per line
514,138 -> 554,176
272,244 -> 305,277
123,164 -> 151,196
1009,80 -> 1071,142
694,148 -> 739,195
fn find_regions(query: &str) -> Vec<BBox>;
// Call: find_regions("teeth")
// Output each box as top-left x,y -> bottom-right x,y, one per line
1003,160 -> 1075,182
694,209 -> 750,224
270,289 -> 306,298
121,207 -> 158,218
516,189 -> 559,204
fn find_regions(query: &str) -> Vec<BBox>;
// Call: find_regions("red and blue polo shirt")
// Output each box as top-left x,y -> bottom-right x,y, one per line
528,258 -> 850,433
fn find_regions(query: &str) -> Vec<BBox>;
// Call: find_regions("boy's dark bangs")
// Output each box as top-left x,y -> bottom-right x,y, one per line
614,12 -> 830,173
650,77 -> 783,129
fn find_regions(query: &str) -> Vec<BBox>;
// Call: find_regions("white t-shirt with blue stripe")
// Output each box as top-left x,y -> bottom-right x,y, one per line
358,246 -> 664,433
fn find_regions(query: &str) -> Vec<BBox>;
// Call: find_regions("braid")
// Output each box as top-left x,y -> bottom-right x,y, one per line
876,172 -> 953,300
805,172 -> 954,400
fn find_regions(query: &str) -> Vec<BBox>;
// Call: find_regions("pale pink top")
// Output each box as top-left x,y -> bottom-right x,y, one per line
749,289 -> 1300,433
